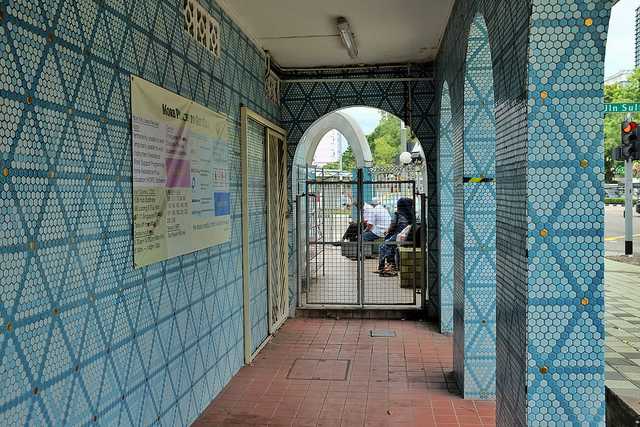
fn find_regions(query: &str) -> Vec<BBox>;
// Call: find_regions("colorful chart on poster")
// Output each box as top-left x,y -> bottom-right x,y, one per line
131,76 -> 230,268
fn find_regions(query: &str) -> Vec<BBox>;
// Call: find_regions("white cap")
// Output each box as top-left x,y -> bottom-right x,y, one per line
371,197 -> 380,205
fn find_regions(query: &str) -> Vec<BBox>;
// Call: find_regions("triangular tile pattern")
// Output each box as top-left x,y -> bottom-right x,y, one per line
438,83 -> 454,335
527,1 -> 609,424
280,76 -> 439,309
454,15 -> 497,400
0,0 -> 278,425
435,0 -> 608,424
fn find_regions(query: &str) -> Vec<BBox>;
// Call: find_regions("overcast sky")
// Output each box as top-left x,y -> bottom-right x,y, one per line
606,0 -> 640,78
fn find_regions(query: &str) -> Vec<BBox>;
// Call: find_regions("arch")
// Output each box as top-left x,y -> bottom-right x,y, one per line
289,106 -> 430,310
294,110 -> 373,169
291,105 -> 435,201
290,107 -> 429,199
280,79 -> 439,314
438,82 -> 454,335
454,13 -> 497,400
464,15 -> 496,179
290,110 -> 373,223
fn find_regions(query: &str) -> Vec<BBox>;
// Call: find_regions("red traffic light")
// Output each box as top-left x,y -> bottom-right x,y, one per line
623,121 -> 638,133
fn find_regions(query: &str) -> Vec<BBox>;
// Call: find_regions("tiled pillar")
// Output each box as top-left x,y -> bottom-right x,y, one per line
454,14 -> 497,400
520,1 -> 611,424
438,83 -> 454,335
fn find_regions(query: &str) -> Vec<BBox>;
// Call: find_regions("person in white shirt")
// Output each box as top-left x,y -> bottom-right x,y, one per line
363,198 -> 391,241
363,202 -> 374,225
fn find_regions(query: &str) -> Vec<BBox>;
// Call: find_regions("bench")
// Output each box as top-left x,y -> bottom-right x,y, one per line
398,246 -> 423,289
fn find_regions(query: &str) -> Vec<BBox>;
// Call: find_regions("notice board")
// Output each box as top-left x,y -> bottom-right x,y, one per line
131,75 -> 230,268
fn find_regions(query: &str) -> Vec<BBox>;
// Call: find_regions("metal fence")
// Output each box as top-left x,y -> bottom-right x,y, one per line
302,175 -> 425,307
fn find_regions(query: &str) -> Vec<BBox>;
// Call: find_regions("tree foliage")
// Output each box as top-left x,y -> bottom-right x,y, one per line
368,113 -> 402,166
605,69 -> 640,182
323,145 -> 356,170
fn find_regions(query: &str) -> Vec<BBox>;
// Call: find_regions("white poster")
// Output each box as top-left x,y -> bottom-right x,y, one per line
131,75 -> 230,268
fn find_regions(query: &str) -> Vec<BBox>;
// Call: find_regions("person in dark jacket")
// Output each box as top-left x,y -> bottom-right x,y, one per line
375,197 -> 414,275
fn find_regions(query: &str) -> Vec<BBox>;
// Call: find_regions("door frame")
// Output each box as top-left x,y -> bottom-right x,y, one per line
240,107 -> 287,364
265,128 -> 289,334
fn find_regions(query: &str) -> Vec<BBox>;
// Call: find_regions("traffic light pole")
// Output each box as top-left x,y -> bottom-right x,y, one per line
625,158 -> 634,255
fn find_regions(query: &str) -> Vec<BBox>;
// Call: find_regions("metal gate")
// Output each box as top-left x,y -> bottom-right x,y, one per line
301,173 -> 426,307
266,129 -> 288,332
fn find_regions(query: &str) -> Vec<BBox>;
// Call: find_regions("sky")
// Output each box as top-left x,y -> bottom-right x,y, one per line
341,107 -> 383,135
605,0 -> 640,78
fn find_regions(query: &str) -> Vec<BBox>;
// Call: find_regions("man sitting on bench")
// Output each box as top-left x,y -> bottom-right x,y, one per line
362,198 -> 391,241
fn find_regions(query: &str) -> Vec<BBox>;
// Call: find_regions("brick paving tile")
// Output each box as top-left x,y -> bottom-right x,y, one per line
192,318 -> 496,426
605,260 -> 640,419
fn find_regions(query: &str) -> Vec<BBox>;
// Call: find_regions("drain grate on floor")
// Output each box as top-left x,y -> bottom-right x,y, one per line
370,329 -> 396,337
286,358 -> 350,381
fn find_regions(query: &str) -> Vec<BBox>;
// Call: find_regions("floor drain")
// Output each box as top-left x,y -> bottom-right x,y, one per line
370,330 -> 396,337
287,359 -> 350,381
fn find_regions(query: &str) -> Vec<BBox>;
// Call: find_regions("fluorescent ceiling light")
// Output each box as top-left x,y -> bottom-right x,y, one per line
337,17 -> 358,59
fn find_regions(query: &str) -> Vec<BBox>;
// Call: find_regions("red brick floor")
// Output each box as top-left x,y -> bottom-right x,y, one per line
193,318 -> 496,427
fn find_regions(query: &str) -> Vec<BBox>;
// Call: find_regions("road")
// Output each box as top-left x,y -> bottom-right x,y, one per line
605,205 -> 640,256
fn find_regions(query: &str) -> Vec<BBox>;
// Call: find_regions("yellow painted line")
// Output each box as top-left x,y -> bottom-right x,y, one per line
605,234 -> 640,242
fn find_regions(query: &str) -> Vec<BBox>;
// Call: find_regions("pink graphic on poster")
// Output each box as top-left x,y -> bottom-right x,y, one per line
165,158 -> 191,188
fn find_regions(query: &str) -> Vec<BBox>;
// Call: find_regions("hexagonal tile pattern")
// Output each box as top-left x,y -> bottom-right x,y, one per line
0,0 -> 278,425
453,14 -> 497,401
438,82 -> 454,335
527,1 -> 611,424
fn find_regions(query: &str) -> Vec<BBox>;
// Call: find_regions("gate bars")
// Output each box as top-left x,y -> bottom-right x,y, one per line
301,173 -> 426,308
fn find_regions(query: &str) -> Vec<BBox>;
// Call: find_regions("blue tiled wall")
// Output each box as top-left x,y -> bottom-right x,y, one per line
439,0 -> 610,424
457,15 -> 497,400
526,1 -> 610,424
0,0 -> 277,425
280,69 -> 440,312
438,0 -> 530,421
437,83 -> 454,334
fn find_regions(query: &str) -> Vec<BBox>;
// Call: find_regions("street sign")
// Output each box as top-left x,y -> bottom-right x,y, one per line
605,103 -> 640,113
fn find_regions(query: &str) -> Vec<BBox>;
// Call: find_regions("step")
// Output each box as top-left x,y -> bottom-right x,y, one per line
295,307 -> 424,320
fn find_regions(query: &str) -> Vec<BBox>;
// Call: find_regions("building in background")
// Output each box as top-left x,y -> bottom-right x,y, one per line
637,5 -> 640,68
606,69 -> 635,86
312,130 -> 347,167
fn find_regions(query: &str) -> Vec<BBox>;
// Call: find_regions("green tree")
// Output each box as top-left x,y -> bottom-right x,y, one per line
367,113 -> 402,166
604,69 -> 640,182
323,146 -> 355,170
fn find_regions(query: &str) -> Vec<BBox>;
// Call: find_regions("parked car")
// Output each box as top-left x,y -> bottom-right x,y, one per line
604,183 -> 621,198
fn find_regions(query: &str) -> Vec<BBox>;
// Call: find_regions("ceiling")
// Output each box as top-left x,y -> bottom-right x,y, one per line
218,0 -> 455,68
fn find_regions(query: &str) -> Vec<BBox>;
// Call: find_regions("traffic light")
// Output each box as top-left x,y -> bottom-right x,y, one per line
618,120 -> 640,161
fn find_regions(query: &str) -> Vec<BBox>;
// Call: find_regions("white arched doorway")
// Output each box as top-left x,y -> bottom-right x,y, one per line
291,110 -> 373,195
292,108 -> 428,309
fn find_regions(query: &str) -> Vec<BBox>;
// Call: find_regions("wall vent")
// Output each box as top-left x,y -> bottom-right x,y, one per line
182,0 -> 221,57
265,70 -> 280,105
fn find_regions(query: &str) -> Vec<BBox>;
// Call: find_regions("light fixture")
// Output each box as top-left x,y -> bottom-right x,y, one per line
399,152 -> 413,165
337,17 -> 358,59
